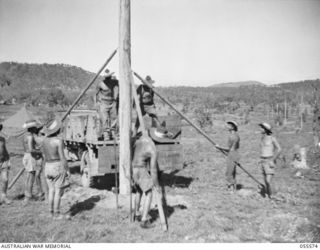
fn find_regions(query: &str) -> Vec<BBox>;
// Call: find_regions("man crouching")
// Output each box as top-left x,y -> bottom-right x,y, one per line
132,133 -> 161,229
42,119 -> 70,219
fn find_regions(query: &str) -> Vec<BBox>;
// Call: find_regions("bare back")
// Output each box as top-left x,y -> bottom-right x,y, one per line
133,135 -> 159,187
133,136 -> 157,167
23,132 -> 36,153
42,137 -> 65,163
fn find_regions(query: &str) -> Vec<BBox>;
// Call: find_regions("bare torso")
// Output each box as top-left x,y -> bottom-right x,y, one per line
227,132 -> 240,152
260,135 -> 277,157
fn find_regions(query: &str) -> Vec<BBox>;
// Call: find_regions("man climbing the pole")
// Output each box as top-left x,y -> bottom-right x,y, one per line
42,119 -> 70,219
215,121 -> 240,192
22,119 -> 45,203
0,124 -> 12,205
258,122 -> 281,199
96,69 -> 119,140
134,75 -> 162,135
132,133 -> 162,229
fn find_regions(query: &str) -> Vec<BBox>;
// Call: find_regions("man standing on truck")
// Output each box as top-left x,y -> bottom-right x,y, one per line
0,124 -> 12,205
134,75 -> 162,135
22,119 -> 45,203
215,121 -> 240,193
258,122 -> 282,199
132,133 -> 161,229
42,119 -> 70,219
95,69 -> 119,140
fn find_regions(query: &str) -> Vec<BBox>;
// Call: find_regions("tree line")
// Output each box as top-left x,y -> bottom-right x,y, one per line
0,62 -> 319,116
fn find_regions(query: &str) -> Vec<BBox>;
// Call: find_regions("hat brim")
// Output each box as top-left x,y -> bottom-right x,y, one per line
227,121 -> 238,130
149,127 -> 172,143
43,120 -> 62,136
258,123 -> 272,133
23,122 -> 42,129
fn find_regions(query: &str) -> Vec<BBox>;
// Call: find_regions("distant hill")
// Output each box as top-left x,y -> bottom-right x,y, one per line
211,81 -> 265,88
0,62 -> 100,106
0,62 -> 97,91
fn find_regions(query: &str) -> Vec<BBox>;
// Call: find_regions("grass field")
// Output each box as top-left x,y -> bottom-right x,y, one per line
0,104 -> 319,243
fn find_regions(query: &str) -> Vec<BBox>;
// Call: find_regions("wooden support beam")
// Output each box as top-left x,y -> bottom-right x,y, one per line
119,0 -> 132,195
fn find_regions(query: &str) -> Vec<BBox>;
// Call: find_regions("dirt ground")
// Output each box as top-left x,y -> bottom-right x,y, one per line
0,105 -> 320,243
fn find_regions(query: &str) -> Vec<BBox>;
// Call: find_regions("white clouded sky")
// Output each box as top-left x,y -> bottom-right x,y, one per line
0,0 -> 319,86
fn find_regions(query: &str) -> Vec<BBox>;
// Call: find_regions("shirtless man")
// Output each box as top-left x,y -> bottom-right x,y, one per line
96,69 -> 119,139
134,75 -> 161,135
22,120 -> 45,203
258,122 -> 282,199
216,121 -> 240,192
42,119 -> 69,219
132,134 -> 161,229
0,124 -> 11,205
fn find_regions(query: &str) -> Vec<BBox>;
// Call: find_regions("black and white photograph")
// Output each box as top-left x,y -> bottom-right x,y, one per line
0,0 -> 319,245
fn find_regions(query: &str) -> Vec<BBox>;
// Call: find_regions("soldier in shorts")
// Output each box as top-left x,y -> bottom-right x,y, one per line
132,134 -> 161,229
215,121 -> 240,192
22,120 -> 45,203
0,124 -> 12,205
258,122 -> 282,199
95,69 -> 119,140
134,76 -> 162,136
42,119 -> 70,219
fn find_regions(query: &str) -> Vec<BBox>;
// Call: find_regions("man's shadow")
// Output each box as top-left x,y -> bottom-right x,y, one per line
146,169 -> 192,223
68,195 -> 101,216
159,169 -> 193,188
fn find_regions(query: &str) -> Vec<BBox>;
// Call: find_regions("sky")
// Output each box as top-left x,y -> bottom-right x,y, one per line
0,0 -> 320,86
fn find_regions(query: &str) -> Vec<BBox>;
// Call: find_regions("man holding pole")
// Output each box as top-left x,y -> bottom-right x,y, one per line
22,120 -> 45,203
132,133 -> 165,229
134,75 -> 162,135
215,121 -> 240,192
258,122 -> 281,199
96,69 -> 119,140
0,124 -> 12,205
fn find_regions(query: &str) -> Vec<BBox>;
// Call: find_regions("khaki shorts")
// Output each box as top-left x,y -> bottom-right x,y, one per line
0,160 -> 10,171
44,161 -> 68,189
260,158 -> 276,175
23,153 -> 42,172
132,166 -> 154,193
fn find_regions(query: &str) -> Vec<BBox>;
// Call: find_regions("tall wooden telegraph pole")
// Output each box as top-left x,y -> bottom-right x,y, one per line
119,0 -> 132,194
